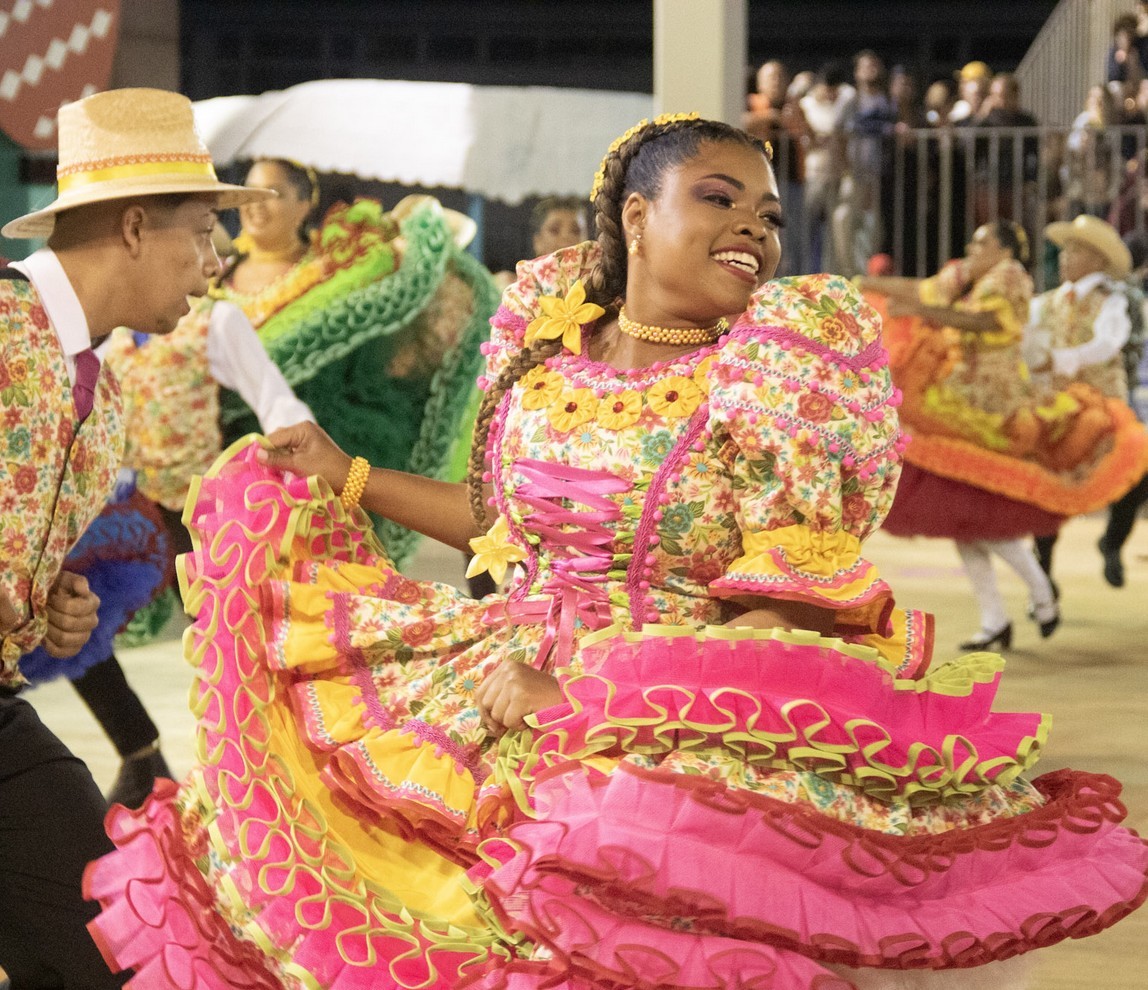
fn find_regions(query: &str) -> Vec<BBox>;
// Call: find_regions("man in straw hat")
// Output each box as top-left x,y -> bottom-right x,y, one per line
0,87 -> 271,987
1025,213 -> 1138,587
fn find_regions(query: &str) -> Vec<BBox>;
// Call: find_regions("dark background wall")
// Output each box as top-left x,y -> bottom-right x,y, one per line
181,0 -> 1061,98
181,0 -> 1062,270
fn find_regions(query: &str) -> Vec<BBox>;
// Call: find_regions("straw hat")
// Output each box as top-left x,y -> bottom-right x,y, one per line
390,194 -> 477,249
1045,214 -> 1132,278
2,88 -> 273,240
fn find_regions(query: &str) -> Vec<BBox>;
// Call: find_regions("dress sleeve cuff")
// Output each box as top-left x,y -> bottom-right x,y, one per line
709,523 -> 894,627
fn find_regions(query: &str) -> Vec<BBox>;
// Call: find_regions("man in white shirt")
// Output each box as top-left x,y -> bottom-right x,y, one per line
0,87 -> 273,988
1024,214 -> 1136,583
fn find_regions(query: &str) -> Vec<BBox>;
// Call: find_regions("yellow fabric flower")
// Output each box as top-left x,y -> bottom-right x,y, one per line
598,389 -> 643,430
547,388 -> 599,432
466,515 -> 528,585
523,280 -> 605,355
692,354 -> 717,395
519,366 -> 565,409
647,376 -> 703,418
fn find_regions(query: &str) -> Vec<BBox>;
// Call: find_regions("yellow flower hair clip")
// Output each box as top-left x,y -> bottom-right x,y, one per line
589,111 -> 701,201
466,515 -> 528,585
523,280 -> 605,355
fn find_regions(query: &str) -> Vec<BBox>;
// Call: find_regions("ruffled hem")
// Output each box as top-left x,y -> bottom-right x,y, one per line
476,764 -> 1148,985
901,396 -> 1148,517
711,524 -> 894,631
882,463 -> 1065,541
521,624 -> 1047,807
88,438 -> 498,987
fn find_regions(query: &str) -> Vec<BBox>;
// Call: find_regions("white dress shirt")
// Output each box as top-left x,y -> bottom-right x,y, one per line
1026,271 -> 1132,378
204,300 -> 314,433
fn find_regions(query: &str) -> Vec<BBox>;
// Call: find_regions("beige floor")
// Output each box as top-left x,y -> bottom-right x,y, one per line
25,513 -> 1148,987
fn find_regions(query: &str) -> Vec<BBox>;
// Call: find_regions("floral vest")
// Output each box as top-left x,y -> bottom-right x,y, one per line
1037,284 -> 1129,400
103,297 -> 221,511
0,277 -> 122,687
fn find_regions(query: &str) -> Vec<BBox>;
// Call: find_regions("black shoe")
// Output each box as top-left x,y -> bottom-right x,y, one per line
106,745 -> 172,809
1039,609 -> 1061,639
1026,579 -> 1060,619
959,622 -> 1013,652
1098,537 -> 1125,588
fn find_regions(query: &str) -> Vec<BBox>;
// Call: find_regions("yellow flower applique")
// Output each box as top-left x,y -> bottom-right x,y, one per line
598,389 -> 643,430
648,376 -> 703,418
519,366 -> 565,409
547,387 -> 599,432
523,280 -> 605,355
466,515 -> 528,585
692,354 -> 717,395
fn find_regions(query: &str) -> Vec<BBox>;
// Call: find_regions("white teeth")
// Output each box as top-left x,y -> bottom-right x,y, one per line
712,250 -> 759,274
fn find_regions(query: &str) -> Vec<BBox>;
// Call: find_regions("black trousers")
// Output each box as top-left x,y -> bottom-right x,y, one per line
1104,470 -> 1148,550
0,694 -> 128,989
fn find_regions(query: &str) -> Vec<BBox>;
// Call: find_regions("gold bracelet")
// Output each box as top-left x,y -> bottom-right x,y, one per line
340,456 -> 370,510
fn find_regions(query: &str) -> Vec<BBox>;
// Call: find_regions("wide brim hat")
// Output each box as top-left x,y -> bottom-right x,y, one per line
2,88 -> 273,240
1045,214 -> 1132,278
390,194 -> 477,249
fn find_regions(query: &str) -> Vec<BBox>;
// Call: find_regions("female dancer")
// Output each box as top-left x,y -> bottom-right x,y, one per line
88,116 -> 1147,989
213,158 -> 500,564
862,221 -> 1146,648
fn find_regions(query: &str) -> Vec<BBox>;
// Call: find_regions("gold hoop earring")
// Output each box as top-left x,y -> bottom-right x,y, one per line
628,232 -> 642,256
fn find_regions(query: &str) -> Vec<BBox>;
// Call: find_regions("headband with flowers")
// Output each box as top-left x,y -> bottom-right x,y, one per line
589,112 -> 774,202
589,111 -> 700,202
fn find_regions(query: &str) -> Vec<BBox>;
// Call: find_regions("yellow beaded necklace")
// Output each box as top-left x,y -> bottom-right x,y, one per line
617,306 -> 728,346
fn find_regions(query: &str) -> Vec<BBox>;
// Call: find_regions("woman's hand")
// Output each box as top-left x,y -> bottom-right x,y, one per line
43,571 -> 100,658
474,659 -> 565,734
257,421 -> 353,493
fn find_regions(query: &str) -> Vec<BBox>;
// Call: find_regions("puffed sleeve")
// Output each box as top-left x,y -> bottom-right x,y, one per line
706,273 -> 906,635
478,241 -> 601,388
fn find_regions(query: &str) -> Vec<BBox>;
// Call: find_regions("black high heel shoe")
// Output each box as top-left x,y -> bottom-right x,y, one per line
1036,604 -> 1060,639
958,622 -> 1013,651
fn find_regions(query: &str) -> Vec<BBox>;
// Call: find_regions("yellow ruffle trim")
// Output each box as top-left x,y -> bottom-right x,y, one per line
711,523 -> 891,622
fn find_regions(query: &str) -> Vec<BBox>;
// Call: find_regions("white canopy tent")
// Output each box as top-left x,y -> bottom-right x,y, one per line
192,79 -> 654,205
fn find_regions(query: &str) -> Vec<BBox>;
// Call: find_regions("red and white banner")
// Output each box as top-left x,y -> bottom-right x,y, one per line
0,0 -> 120,151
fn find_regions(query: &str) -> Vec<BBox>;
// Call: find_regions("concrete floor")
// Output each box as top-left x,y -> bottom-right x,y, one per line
24,512 -> 1148,988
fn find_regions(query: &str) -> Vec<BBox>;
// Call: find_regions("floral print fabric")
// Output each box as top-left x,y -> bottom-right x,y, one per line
0,279 -> 122,684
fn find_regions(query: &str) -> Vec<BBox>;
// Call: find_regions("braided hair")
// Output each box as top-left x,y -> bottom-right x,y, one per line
465,117 -> 771,528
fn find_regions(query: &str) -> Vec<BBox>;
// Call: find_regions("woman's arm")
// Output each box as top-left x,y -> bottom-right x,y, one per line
888,297 -> 1002,334
855,275 -> 923,303
257,421 -> 486,551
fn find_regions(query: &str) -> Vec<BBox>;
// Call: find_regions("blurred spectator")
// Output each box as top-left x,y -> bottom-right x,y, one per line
1066,85 -> 1121,218
973,73 -> 1040,225
950,60 -> 992,124
744,59 -> 811,273
799,60 -> 854,271
835,50 -> 898,276
787,70 -> 816,105
890,66 -> 927,129
530,196 -> 589,258
1107,13 -> 1146,88
925,78 -> 957,127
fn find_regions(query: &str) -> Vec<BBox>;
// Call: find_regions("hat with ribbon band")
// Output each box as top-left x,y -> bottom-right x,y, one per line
2,88 -> 273,240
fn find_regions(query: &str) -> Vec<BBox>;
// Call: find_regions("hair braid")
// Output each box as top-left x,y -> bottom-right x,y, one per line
466,337 -> 565,527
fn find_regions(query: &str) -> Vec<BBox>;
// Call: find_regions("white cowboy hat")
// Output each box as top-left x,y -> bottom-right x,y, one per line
390,194 -> 477,249
2,88 -> 274,240
1045,214 -> 1133,279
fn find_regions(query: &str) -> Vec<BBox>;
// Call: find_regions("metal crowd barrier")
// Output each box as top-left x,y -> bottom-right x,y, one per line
768,125 -> 1148,291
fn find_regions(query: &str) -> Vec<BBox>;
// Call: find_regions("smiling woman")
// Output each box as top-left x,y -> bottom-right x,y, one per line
86,114 -> 1147,990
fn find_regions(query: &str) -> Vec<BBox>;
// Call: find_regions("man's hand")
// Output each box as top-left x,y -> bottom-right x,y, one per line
43,571 -> 100,658
474,659 -> 565,735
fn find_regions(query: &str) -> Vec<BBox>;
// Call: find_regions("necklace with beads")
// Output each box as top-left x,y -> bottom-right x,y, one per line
617,306 -> 728,346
